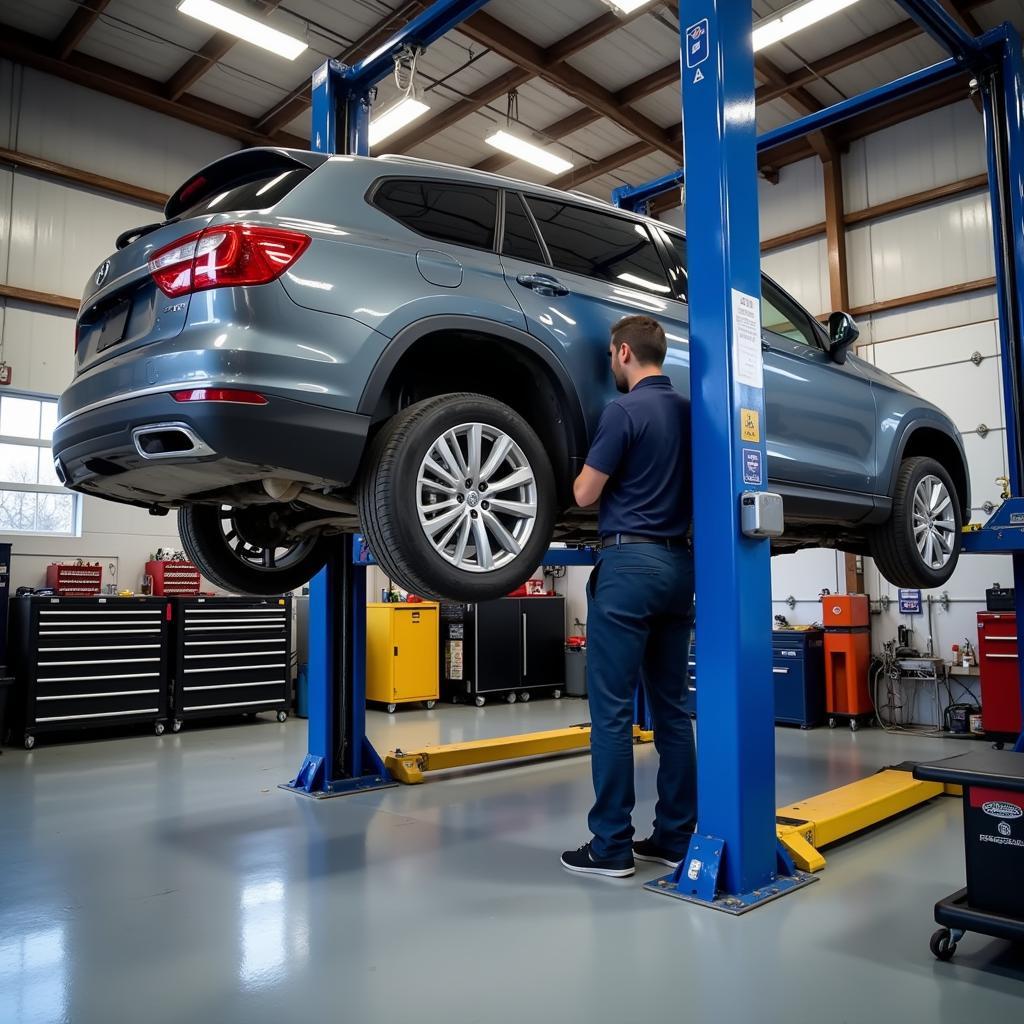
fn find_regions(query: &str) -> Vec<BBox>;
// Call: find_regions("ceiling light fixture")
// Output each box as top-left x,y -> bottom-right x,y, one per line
485,130 -> 573,175
753,0 -> 862,52
604,0 -> 656,13
369,98 -> 431,146
178,0 -> 307,60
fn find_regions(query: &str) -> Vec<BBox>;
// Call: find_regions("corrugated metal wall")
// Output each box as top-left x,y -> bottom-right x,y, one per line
0,59 -> 238,592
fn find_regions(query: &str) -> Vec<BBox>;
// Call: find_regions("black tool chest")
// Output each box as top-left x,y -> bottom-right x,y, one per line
169,596 -> 291,728
9,596 -> 170,748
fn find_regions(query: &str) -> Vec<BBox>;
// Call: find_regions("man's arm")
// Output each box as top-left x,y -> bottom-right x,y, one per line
573,465 -> 609,508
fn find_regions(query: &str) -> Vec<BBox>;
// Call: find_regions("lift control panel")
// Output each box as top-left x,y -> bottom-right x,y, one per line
740,491 -> 784,538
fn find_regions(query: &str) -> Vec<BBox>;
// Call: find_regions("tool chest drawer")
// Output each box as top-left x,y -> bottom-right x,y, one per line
171,597 -> 292,725
772,629 -> 825,727
9,596 -> 170,747
977,612 -> 1022,736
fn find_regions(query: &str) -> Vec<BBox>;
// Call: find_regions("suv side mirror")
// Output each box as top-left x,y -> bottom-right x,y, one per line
827,311 -> 860,365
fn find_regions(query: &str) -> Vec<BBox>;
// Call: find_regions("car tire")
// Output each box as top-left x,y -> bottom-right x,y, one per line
871,456 -> 962,589
358,393 -> 556,602
178,504 -> 333,595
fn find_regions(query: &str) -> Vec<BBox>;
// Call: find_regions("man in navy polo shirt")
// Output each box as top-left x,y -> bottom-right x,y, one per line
561,315 -> 696,879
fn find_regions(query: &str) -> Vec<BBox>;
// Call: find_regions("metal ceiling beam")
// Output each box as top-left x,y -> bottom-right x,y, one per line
53,0 -> 110,60
0,24 -> 306,149
388,3 -> 662,156
163,0 -> 284,102
549,140 -> 652,191
455,10 -> 679,158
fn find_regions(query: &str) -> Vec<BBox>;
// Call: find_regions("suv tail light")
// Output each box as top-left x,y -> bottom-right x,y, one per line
171,388 -> 268,405
148,224 -> 310,297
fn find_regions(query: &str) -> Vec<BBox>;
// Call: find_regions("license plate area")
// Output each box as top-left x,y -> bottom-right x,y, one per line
96,298 -> 131,352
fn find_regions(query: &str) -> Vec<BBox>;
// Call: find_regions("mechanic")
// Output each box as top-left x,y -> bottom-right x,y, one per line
561,315 -> 697,879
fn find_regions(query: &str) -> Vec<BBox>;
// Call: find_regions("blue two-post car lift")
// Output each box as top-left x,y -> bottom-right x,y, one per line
284,0 -> 1024,909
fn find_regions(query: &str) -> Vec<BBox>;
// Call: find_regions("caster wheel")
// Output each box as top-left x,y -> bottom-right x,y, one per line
849,719 -> 860,733
994,741 -> 1005,751
276,710 -> 288,723
154,722 -> 165,736
172,720 -> 182,733
424,700 -> 436,710
553,689 -> 562,699
506,693 -> 517,704
930,928 -> 957,961
474,696 -> 486,707
24,735 -> 35,750
520,692 -> 530,703
386,703 -> 397,714
828,717 -> 837,729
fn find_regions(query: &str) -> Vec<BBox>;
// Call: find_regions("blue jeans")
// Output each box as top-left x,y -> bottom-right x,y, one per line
586,543 -> 697,860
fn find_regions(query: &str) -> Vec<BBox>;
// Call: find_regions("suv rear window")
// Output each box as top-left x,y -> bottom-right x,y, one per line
525,197 -> 671,295
373,179 -> 498,251
170,166 -> 312,222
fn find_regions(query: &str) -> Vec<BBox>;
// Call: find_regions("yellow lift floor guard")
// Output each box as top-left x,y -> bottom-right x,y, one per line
386,724 -> 653,785
387,734 -> 961,873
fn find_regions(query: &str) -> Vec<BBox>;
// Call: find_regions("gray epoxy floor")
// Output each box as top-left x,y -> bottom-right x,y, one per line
2,701 -> 1022,1024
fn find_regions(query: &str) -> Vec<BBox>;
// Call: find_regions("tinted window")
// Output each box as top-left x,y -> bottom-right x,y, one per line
174,167 -> 312,221
373,179 -> 497,250
656,228 -> 688,302
502,192 -> 545,263
761,279 -> 821,348
525,198 -> 671,295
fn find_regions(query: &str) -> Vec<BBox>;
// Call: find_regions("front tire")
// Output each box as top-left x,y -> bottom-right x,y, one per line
179,504 -> 333,595
872,457 -> 962,589
358,394 -> 556,602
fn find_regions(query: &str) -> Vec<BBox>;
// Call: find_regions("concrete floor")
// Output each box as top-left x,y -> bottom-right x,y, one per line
1,701 -> 1021,1024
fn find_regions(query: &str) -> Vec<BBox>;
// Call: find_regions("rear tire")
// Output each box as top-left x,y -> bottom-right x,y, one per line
358,394 -> 556,602
179,504 -> 333,595
872,456 -> 962,589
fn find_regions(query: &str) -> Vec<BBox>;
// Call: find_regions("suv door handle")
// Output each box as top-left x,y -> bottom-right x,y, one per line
516,273 -> 569,297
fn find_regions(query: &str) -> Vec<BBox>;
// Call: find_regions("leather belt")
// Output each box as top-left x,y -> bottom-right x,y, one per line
599,533 -> 689,549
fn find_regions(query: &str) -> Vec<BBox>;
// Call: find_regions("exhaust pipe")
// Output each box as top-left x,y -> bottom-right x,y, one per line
132,423 -> 215,460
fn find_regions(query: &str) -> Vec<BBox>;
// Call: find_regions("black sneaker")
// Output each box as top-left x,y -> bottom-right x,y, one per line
633,837 -> 687,869
560,842 -> 635,878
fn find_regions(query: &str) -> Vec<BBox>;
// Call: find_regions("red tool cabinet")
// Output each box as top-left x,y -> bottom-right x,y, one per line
977,612 -> 1023,735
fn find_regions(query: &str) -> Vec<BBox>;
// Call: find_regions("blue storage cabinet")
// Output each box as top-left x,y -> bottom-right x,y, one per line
773,629 -> 825,728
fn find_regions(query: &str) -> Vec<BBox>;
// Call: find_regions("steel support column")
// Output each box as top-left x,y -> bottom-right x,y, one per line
644,1 -> 812,912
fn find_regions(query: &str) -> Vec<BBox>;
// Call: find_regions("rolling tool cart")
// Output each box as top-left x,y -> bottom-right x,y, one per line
366,602 -> 439,712
773,628 -> 825,728
914,750 -> 1024,961
8,596 -> 170,747
977,612 -> 1023,744
440,596 -> 565,706
170,596 -> 291,729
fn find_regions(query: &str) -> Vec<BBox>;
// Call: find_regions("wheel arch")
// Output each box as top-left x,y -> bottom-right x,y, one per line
356,315 -> 588,506
891,421 -> 971,517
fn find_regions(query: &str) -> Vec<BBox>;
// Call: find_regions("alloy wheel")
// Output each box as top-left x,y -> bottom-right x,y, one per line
415,422 -> 538,573
912,475 -> 956,570
218,505 -> 319,573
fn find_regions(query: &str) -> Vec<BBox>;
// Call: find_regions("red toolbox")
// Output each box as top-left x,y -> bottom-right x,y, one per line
45,563 -> 103,596
146,560 -> 202,596
977,612 -> 1023,735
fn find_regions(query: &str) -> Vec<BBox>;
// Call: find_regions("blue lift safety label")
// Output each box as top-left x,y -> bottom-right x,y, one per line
898,589 -> 922,614
686,19 -> 709,69
742,448 -> 762,485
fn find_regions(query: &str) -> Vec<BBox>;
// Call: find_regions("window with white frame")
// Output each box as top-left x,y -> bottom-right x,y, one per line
0,392 -> 80,536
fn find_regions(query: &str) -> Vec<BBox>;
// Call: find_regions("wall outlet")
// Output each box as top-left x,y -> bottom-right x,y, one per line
0,363 -> 12,385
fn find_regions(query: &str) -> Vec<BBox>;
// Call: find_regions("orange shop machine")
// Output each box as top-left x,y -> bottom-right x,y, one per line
822,594 -> 873,731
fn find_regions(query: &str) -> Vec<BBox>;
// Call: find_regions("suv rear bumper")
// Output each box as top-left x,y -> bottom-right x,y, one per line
52,390 -> 369,507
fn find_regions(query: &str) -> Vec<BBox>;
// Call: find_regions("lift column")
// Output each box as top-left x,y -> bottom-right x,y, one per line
645,0 -> 810,911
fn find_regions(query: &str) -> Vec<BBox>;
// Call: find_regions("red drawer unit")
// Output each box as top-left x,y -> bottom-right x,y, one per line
977,612 -> 1023,735
45,563 -> 103,596
145,560 -> 201,596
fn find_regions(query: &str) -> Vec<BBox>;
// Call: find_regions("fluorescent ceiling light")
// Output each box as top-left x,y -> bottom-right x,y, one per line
604,0 -> 655,13
369,98 -> 431,146
178,0 -> 307,60
753,0 -> 862,52
485,131 -> 573,175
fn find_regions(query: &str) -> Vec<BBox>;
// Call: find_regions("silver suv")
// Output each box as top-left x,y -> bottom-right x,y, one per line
54,149 -> 969,601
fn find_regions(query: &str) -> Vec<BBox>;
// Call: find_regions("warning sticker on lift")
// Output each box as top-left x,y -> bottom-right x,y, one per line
741,408 -> 760,442
742,448 -> 762,485
732,288 -> 764,389
685,19 -> 709,68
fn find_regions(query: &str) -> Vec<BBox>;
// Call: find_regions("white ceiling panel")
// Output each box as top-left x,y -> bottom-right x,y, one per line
0,0 -> 76,40
568,12 -> 683,93
627,84 -> 681,131
483,0 -> 612,49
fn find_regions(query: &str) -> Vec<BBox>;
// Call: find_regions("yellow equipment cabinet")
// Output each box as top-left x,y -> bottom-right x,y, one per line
365,603 -> 440,712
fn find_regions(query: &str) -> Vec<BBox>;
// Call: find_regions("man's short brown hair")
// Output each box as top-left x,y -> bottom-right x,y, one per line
611,315 -> 667,367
